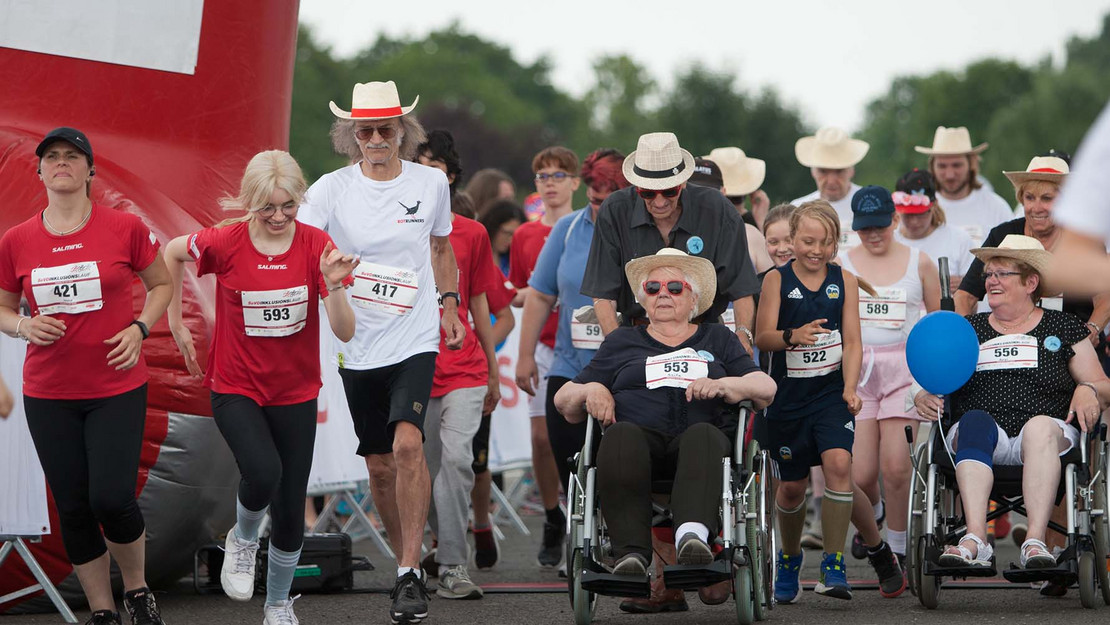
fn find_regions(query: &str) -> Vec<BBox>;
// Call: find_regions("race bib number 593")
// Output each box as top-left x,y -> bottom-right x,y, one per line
241,286 -> 308,337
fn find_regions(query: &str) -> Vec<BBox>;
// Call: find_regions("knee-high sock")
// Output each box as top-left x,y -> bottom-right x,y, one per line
777,498 -> 808,556
821,489 -> 855,556
265,544 -> 301,606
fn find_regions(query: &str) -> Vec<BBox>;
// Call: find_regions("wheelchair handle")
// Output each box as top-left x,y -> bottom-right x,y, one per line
939,257 -> 954,312
904,424 -> 914,445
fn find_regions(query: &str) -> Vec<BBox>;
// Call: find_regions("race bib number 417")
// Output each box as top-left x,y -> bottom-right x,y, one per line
350,263 -> 419,315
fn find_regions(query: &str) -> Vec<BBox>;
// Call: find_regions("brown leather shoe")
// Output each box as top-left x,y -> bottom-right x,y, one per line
698,579 -> 731,605
619,587 -> 688,613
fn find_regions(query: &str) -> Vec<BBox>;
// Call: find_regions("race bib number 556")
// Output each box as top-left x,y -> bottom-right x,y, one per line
31,261 -> 104,314
977,334 -> 1037,371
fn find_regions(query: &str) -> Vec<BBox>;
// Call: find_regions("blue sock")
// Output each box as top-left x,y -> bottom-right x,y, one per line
265,544 -> 302,606
235,497 -> 268,542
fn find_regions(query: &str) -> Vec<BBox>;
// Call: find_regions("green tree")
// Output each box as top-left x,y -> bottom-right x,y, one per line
583,54 -> 658,153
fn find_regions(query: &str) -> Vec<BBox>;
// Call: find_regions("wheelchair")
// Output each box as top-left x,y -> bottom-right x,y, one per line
564,402 -> 775,624
907,412 -> 1110,609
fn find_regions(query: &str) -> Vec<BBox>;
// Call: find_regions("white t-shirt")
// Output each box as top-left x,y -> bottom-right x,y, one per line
791,183 -> 862,249
1055,100 -> 1110,247
936,187 -> 1014,245
298,161 -> 452,369
894,223 -> 975,280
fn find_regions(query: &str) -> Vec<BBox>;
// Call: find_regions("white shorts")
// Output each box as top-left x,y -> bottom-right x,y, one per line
945,416 -> 1080,466
529,343 -> 554,418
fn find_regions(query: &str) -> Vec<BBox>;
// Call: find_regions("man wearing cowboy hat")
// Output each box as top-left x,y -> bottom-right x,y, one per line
916,126 -> 1013,245
299,79 -> 465,624
581,132 -> 760,352
705,146 -> 771,229
790,126 -> 869,249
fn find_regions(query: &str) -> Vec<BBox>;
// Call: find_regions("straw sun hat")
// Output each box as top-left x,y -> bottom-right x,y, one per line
1002,156 -> 1070,189
329,80 -> 419,120
795,127 -> 870,169
625,248 -> 716,317
914,126 -> 988,156
622,132 -> 696,190
971,234 -> 1053,280
705,147 -> 766,196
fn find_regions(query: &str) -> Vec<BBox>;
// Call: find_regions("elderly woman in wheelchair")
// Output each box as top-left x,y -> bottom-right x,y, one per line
555,249 -> 776,618
912,236 -> 1110,580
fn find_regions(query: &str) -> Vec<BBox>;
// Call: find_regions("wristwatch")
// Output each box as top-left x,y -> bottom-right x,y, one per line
439,291 -> 460,306
130,320 -> 150,340
782,328 -> 794,347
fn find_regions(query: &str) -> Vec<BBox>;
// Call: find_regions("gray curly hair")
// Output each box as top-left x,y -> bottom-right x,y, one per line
329,115 -> 427,163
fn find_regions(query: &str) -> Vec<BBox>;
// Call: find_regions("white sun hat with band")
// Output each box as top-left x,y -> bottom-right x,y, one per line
623,132 -> 696,190
795,127 -> 869,169
329,80 -> 419,120
625,248 -> 717,317
1003,156 -> 1070,188
971,234 -> 1053,278
914,126 -> 988,156
705,146 -> 766,197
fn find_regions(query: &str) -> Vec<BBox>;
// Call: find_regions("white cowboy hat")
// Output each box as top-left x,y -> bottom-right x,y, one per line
623,132 -> 696,190
971,234 -> 1053,280
795,127 -> 869,169
1003,156 -> 1070,189
705,147 -> 766,196
914,126 -> 988,156
625,248 -> 716,317
329,80 -> 419,120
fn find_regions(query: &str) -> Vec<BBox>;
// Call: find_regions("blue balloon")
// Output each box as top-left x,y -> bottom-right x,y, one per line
906,310 -> 979,395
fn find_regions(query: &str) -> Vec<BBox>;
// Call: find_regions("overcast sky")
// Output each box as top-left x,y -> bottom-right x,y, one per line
300,0 -> 1110,131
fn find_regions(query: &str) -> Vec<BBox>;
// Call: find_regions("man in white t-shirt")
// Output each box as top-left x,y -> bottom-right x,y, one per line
916,126 -> 1013,245
298,80 -> 464,625
790,127 -> 868,249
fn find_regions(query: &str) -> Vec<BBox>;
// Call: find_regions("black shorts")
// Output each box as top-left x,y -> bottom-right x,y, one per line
766,403 -> 855,482
338,352 -> 437,456
471,412 -> 491,473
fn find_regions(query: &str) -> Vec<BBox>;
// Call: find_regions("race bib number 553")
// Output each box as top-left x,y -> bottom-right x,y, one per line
31,261 -> 104,314
645,348 -> 709,390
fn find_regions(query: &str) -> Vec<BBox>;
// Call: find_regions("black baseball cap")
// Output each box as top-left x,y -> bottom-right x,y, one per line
851,185 -> 895,230
688,158 -> 724,190
35,127 -> 93,164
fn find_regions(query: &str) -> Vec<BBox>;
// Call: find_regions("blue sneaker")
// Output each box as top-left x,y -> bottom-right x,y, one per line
815,552 -> 852,600
774,550 -> 803,604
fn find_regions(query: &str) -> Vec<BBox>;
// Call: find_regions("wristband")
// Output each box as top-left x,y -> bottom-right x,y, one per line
1086,321 -> 1101,335
130,320 -> 150,340
1079,381 -> 1099,400
14,316 -> 27,341
327,283 -> 345,292
439,291 -> 460,306
736,325 -> 754,344
782,328 -> 794,347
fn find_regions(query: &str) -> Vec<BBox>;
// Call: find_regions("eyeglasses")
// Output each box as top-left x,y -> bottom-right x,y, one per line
982,270 -> 1022,281
642,280 -> 691,296
354,125 -> 398,141
534,172 -> 574,183
637,186 -> 681,200
255,201 -> 298,218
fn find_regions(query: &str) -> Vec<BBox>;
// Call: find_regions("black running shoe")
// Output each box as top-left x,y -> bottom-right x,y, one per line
390,571 -> 430,624
473,526 -> 499,569
537,521 -> 564,568
867,542 -> 907,598
85,611 -> 122,625
850,531 -> 868,560
122,588 -> 165,625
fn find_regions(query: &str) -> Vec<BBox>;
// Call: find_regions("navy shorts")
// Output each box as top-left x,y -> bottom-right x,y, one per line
338,352 -> 437,456
766,403 -> 855,482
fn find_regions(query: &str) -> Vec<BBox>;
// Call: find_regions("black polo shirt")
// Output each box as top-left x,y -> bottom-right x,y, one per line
580,185 -> 760,324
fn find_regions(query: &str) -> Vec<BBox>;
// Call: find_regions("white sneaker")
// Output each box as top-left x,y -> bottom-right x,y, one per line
221,525 -> 259,601
263,595 -> 300,625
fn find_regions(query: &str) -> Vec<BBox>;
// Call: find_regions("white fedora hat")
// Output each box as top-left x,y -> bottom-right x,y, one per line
1003,156 -> 1069,189
625,248 -> 716,317
705,147 -> 766,197
623,132 -> 696,190
795,127 -> 869,169
971,234 -> 1053,280
329,80 -> 419,120
914,126 -> 988,156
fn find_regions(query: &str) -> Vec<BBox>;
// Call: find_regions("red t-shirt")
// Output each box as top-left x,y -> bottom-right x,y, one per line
432,216 -> 504,397
509,219 -> 557,348
189,221 -> 332,406
0,205 -> 159,399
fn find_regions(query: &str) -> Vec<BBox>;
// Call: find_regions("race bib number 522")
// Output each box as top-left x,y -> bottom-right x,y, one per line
785,330 -> 843,378
31,261 -> 104,314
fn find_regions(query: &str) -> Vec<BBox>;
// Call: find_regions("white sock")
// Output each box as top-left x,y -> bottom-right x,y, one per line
873,499 -> 884,522
675,522 -> 709,549
397,566 -> 420,579
888,530 -> 907,556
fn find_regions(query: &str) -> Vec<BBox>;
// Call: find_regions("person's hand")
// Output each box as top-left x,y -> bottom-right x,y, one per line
750,190 -> 770,227
170,323 -> 204,377
104,323 -> 145,370
441,313 -> 466,349
515,353 -> 539,396
319,242 -> 359,289
793,318 -> 830,346
1068,384 -> 1101,432
843,390 -> 862,416
0,379 -> 12,419
914,390 -> 942,421
483,373 -> 501,414
686,377 -> 727,402
22,314 -> 66,346
585,383 -> 616,427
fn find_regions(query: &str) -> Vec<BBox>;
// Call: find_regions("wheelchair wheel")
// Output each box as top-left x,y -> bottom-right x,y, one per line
1093,444 -> 1110,605
918,535 -> 941,609
744,441 -> 772,620
565,454 -> 597,624
570,548 -> 597,625
906,442 -> 927,597
1080,551 -> 1099,609
733,559 -> 755,625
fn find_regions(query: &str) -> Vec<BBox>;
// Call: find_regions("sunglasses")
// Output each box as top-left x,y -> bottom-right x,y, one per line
637,186 -> 681,200
354,125 -> 398,141
642,280 -> 691,296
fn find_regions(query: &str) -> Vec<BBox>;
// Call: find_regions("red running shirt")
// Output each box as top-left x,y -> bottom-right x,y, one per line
509,219 -> 557,348
0,205 -> 160,399
189,221 -> 333,406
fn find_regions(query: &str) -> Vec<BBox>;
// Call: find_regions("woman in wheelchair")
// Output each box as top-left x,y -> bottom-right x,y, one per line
555,248 -> 776,577
913,235 -> 1110,570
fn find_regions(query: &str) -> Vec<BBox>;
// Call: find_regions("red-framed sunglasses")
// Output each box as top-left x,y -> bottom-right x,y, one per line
642,280 -> 691,296
637,186 -> 681,200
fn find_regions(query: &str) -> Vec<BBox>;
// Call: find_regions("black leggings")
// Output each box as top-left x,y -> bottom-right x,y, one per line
211,393 -> 317,553
24,385 -> 148,565
545,376 -> 587,492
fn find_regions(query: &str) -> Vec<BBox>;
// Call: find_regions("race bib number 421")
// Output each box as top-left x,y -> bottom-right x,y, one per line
31,261 -> 104,314
350,263 -> 419,315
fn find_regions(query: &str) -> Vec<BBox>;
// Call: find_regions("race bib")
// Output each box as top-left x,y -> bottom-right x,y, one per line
570,319 -> 603,350
351,262 -> 419,315
720,307 -> 736,333
977,334 -> 1037,371
31,261 -> 104,315
1039,296 -> 1063,312
241,286 -> 308,337
786,330 -> 843,378
839,220 -> 861,250
859,287 -> 907,329
960,224 -> 984,244
644,348 -> 709,390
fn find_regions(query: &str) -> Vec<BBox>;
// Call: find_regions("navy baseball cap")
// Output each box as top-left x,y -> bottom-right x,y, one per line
851,185 -> 895,230
35,127 -> 93,164
688,158 -> 724,190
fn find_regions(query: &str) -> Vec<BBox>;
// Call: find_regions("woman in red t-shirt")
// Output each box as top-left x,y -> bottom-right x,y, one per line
164,151 -> 357,625
0,127 -> 173,625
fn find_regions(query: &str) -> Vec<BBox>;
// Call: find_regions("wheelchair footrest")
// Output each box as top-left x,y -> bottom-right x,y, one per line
1002,563 -> 1075,584
662,559 -> 733,590
579,570 -> 651,598
923,560 -> 998,578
